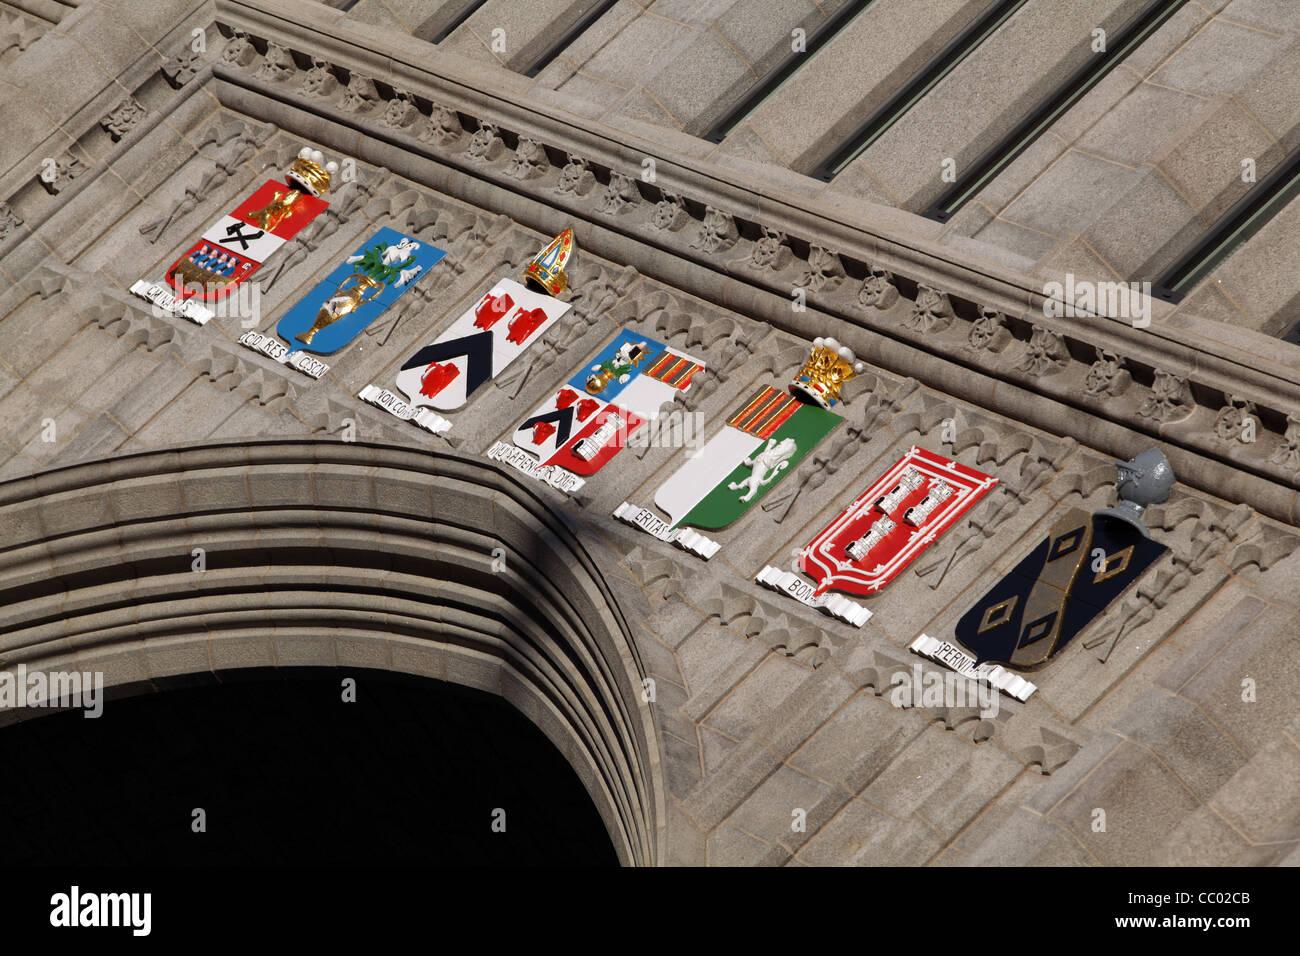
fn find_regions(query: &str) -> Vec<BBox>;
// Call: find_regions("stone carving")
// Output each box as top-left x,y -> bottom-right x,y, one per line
1017,728 -> 1080,775
968,306 -> 1012,353
799,246 -> 844,293
381,91 -> 420,129
1084,347 -> 1130,396
39,153 -> 87,196
222,29 -> 257,67
101,98 -> 147,141
1016,325 -> 1068,376
760,614 -> 830,668
1228,523 -> 1300,574
0,12 -> 42,56
254,40 -> 296,82
139,123 -> 271,243
339,74 -> 379,113
466,122 -> 504,162
399,194 -> 442,236
555,154 -> 596,197
90,299 -> 176,353
651,192 -> 689,232
914,437 -> 1076,588
300,57 -> 340,97
623,547 -> 684,601
0,202 -> 23,241
505,137 -> 548,180
1083,503 -> 1251,661
849,649 -> 921,698
1213,394 -> 1257,444
440,211 -> 510,264
748,227 -> 791,272
904,284 -> 953,333
691,205 -> 737,254
699,584 -> 769,639
598,171 -> 639,214
162,48 -> 202,88
259,173 -> 384,294
650,306 -> 736,354
23,262 -> 64,299
948,421 -> 1034,467
568,263 -> 638,326
857,264 -> 899,310
419,104 -> 462,145
1270,413 -> 1300,471
1138,369 -> 1195,423
363,282 -> 438,347
761,378 -> 919,522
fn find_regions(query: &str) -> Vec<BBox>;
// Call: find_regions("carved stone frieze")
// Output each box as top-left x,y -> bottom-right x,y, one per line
799,245 -> 844,293
857,264 -> 899,310
1139,370 -> 1195,424
101,98 -> 147,141
555,154 -> 596,197
1084,348 -> 1130,397
968,306 -> 1012,354
1016,325 -> 1068,377
254,40 -> 296,83
300,57 -> 340,97
175,20 -> 1300,523
905,284 -> 953,334
692,205 -> 738,254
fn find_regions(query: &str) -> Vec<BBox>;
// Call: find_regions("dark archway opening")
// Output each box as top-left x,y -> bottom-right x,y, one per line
0,668 -> 617,867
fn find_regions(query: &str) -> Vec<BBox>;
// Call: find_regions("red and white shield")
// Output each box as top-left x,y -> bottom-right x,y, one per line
798,446 -> 997,596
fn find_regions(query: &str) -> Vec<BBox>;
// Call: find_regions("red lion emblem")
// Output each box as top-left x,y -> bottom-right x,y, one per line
473,291 -> 514,330
506,306 -> 547,345
419,360 -> 460,399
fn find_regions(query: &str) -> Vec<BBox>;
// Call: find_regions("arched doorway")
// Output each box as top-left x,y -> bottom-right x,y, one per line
0,667 -> 617,865
0,440 -> 664,865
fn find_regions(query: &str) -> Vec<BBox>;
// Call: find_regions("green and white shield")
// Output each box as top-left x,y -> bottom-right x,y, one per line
655,385 -> 841,530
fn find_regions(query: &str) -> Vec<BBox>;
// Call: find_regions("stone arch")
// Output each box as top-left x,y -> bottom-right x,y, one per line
0,440 -> 664,866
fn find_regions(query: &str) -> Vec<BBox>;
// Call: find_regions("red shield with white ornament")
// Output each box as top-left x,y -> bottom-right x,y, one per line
798,446 -> 997,596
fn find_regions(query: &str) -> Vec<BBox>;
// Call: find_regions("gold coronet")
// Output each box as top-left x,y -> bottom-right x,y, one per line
524,227 -> 575,297
790,336 -> 865,410
286,156 -> 331,197
284,147 -> 338,198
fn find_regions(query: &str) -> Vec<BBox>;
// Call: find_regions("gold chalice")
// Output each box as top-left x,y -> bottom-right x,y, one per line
295,273 -> 383,345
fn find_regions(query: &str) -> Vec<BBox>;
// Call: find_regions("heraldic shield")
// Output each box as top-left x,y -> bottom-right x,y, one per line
274,227 -> 445,355
798,446 -> 998,596
955,508 -> 1168,669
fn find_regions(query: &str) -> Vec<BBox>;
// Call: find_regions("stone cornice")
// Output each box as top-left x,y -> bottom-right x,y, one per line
191,3 -> 1300,525
217,0 -> 1300,386
2,1 -> 1296,522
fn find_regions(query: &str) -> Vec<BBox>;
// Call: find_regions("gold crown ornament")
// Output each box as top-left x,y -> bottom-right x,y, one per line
523,227 -> 576,297
286,147 -> 338,197
251,147 -> 339,232
790,336 -> 866,409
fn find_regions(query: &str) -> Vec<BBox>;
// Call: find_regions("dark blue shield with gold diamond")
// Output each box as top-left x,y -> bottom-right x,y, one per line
955,508 -> 1167,669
